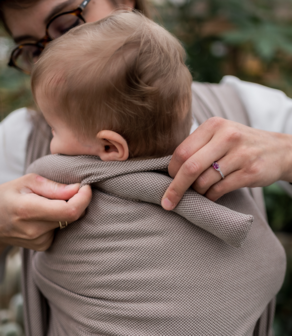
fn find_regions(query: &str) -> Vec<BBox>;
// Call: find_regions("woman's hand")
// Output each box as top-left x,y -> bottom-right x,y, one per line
162,117 -> 292,210
0,174 -> 92,251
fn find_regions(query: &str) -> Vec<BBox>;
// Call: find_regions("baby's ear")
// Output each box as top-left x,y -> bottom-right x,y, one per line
96,130 -> 129,161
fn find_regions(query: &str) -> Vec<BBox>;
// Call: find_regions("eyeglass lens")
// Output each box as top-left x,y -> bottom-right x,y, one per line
12,45 -> 43,74
47,13 -> 84,39
12,13 -> 85,73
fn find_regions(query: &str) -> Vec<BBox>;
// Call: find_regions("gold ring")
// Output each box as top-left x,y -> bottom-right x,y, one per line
59,221 -> 68,229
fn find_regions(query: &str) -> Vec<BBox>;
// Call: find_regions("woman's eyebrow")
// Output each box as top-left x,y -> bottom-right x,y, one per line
44,0 -> 76,25
14,34 -> 37,44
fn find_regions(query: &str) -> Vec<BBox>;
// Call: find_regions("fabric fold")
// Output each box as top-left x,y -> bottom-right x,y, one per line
28,154 -> 253,247
97,172 -> 253,247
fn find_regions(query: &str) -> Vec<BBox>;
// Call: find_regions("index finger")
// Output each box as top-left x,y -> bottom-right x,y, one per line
162,141 -> 227,210
22,185 -> 92,222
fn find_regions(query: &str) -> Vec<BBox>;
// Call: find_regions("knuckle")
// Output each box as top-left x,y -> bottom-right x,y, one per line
25,227 -> 40,241
174,146 -> 190,163
212,183 -> 223,195
66,206 -> 79,222
168,187 -> 183,200
184,160 -> 201,176
196,175 -> 208,190
244,162 -> 261,177
225,130 -> 242,143
207,116 -> 224,129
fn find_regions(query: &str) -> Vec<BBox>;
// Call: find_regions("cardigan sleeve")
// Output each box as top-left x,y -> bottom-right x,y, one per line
221,76 -> 292,196
0,108 -> 33,185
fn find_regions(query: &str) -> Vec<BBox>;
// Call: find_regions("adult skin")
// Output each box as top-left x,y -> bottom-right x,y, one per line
162,118 -> 292,209
1,0 -> 292,253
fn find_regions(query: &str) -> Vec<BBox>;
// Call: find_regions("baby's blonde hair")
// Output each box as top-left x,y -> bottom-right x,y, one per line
31,11 -> 193,158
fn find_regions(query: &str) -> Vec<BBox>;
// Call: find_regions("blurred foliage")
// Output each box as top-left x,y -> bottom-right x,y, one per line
156,0 -> 292,95
0,66 -> 33,120
264,184 -> 292,233
1,0 -> 292,334
264,186 -> 292,335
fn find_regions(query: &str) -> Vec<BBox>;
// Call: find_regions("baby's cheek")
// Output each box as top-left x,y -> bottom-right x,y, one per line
50,136 -> 74,155
50,138 -> 59,155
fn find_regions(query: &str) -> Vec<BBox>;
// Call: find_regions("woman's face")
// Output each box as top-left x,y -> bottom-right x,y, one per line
4,0 -> 135,45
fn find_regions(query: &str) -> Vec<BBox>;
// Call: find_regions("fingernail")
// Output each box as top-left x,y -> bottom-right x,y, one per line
65,183 -> 80,190
162,198 -> 174,211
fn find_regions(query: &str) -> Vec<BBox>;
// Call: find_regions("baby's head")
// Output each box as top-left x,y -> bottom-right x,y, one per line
31,11 -> 193,161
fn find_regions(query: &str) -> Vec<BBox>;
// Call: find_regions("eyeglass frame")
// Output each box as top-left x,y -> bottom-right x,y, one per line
8,0 -> 91,74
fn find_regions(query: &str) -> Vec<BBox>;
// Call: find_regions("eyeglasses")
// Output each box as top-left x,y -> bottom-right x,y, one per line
8,0 -> 91,74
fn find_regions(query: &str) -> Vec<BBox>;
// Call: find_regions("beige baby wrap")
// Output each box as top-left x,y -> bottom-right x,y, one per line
22,82 -> 286,336
25,153 -> 285,336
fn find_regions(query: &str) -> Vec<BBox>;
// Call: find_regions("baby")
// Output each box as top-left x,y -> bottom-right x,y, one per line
31,10 -> 193,161
27,11 -> 285,336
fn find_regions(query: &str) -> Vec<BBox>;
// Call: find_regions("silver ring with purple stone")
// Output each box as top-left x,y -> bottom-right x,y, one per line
212,162 -> 225,179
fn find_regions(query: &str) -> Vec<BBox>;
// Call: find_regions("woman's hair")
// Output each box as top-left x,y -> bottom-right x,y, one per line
0,0 -> 152,30
110,0 -> 151,17
31,11 -> 193,158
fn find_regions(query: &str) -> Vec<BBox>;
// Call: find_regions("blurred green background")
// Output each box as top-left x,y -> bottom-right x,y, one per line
1,0 -> 292,335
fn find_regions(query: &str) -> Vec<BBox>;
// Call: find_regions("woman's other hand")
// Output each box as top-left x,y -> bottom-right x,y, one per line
0,174 -> 92,252
162,117 -> 292,210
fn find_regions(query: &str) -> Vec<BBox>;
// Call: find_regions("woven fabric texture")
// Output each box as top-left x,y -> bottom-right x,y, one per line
26,154 -> 286,336
20,82 -> 284,336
